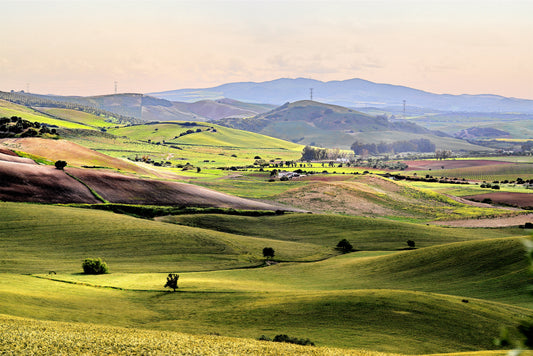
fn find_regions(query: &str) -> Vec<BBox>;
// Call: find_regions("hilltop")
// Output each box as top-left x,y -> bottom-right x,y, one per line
217,100 -> 489,150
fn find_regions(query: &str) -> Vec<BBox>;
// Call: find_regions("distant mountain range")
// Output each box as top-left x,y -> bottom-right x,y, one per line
150,78 -> 533,114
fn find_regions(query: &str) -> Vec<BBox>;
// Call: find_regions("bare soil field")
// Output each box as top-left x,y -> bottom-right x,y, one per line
0,152 -> 36,164
463,192 -> 533,209
404,159 -> 513,171
0,137 -> 152,175
431,213 -> 533,228
0,161 -> 101,204
275,175 -> 435,217
0,159 -> 290,210
69,168 -> 292,210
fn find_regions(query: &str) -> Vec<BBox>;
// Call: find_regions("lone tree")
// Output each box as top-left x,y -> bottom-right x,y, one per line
336,239 -> 355,254
263,247 -> 275,259
82,258 -> 109,275
54,160 -> 67,170
164,273 -> 179,292
407,240 -> 416,249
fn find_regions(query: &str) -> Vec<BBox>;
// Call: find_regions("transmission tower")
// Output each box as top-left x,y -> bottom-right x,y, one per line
114,81 -> 118,94
310,88 -> 313,101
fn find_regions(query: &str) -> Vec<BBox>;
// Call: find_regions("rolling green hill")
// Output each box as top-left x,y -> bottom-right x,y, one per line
0,99 -> 93,129
107,121 -> 303,150
159,213 -> 526,250
217,100 -> 491,151
1,201 -> 531,353
0,202 -> 327,274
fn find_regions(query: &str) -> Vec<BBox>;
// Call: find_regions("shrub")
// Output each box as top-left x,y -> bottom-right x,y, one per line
406,240 -> 415,248
82,258 -> 109,274
336,239 -> 355,253
262,247 -> 275,259
272,334 -> 315,346
164,273 -> 179,292
54,160 -> 67,170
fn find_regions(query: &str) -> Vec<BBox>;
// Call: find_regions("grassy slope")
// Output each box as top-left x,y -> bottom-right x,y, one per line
0,99 -> 93,129
108,121 -> 303,150
37,107 -> 117,128
0,202 -> 531,353
0,202 -> 327,274
260,121 -> 488,151
0,313 -> 394,356
159,213 -> 527,250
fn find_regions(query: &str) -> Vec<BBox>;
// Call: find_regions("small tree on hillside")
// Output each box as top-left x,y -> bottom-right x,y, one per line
336,239 -> 355,254
82,258 -> 109,275
164,273 -> 179,292
54,160 -> 67,170
263,247 -> 275,259
407,240 -> 416,249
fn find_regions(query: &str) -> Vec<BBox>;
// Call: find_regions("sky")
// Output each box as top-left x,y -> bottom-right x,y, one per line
2,0 -> 533,99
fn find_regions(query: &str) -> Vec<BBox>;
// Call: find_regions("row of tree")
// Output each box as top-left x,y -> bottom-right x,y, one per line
350,138 -> 436,156
301,146 -> 350,161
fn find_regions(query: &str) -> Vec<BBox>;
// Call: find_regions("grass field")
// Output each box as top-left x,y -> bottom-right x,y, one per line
0,100 -> 95,130
1,201 -> 532,353
37,107 -> 120,128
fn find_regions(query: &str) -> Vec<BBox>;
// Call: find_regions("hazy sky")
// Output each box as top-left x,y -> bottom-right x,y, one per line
2,0 -> 532,99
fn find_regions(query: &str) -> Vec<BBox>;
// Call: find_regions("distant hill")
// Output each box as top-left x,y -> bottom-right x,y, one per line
149,77 -> 533,113
454,127 -> 511,140
216,100 -> 487,151
1,91 -> 272,122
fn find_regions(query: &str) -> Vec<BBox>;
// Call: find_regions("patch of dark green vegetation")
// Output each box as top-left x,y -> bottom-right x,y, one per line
73,203 -> 288,219
0,116 -> 58,138
258,334 -> 315,346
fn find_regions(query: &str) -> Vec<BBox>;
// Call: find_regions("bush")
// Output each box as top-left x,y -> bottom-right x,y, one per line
272,334 -> 315,346
82,258 -> 109,274
262,247 -> 275,259
335,239 -> 355,253
164,273 -> 179,292
54,160 -> 67,170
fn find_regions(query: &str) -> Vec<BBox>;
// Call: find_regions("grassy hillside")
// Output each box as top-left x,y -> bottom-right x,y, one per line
37,107 -> 118,128
108,121 -> 303,150
0,99 -> 92,129
0,314 -> 393,356
0,202 -> 326,274
0,201 -> 531,353
217,100 -> 489,151
159,213 -> 526,251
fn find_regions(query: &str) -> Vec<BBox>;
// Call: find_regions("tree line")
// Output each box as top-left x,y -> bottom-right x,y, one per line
350,138 -> 436,156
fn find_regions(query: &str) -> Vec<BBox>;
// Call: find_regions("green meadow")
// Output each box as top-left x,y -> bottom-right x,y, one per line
1,201 -> 532,354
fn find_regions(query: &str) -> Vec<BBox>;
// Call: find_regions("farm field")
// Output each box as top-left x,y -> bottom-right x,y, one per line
403,158 -> 533,182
